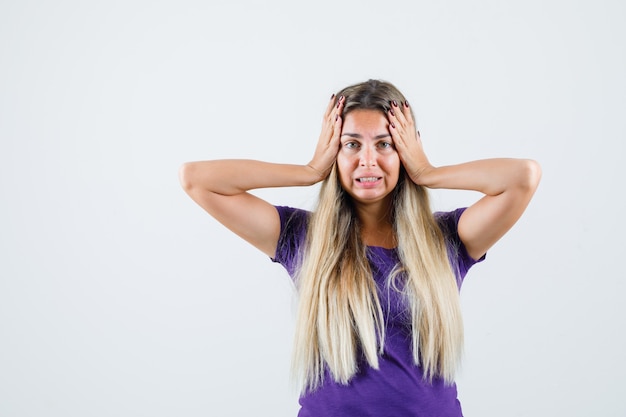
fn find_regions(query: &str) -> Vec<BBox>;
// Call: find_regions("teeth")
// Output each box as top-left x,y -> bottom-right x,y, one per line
358,177 -> 379,182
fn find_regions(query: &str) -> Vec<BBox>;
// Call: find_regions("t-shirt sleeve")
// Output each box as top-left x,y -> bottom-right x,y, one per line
270,206 -> 310,278
435,207 -> 485,288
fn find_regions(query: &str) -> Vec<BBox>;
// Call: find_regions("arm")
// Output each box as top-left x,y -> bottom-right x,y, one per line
417,158 -> 541,260
179,95 -> 345,258
387,101 -> 542,260
179,160 -> 321,257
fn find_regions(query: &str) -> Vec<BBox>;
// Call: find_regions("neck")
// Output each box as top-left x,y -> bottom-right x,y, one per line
353,199 -> 396,249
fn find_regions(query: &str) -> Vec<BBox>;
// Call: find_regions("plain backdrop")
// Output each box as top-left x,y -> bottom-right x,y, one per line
1,0 -> 625,416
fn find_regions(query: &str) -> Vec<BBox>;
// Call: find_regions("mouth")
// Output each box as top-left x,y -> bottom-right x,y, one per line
356,177 -> 382,183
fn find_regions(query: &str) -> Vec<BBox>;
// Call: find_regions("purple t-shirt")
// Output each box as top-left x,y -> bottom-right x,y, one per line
272,206 -> 483,417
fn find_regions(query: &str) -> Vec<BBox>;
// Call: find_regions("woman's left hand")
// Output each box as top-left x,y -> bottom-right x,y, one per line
386,101 -> 433,185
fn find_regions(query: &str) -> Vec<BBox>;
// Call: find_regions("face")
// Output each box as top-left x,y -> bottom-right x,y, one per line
337,109 -> 400,208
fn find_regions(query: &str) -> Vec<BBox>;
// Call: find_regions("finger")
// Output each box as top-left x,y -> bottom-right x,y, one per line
389,99 -> 411,130
387,110 -> 413,156
399,100 -> 414,128
387,105 -> 402,135
331,111 -> 343,142
324,96 -> 344,134
329,95 -> 345,129
323,93 -> 337,120
387,109 -> 401,140
333,95 -> 345,119
325,110 -> 343,151
319,96 -> 344,147
389,101 -> 418,146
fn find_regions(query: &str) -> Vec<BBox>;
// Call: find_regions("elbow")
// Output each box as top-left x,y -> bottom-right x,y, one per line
178,162 -> 197,192
518,159 -> 542,193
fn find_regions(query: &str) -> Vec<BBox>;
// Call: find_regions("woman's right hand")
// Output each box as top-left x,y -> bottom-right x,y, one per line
307,95 -> 345,181
179,95 -> 345,258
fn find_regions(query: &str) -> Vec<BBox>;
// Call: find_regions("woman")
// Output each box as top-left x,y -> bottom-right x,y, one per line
179,79 -> 541,416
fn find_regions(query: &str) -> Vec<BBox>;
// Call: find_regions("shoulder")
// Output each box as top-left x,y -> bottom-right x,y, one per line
272,206 -> 311,275
434,207 -> 467,236
434,207 -> 485,261
275,206 -> 310,234
434,208 -> 484,284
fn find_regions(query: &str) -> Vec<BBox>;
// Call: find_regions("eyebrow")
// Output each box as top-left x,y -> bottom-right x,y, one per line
341,133 -> 391,139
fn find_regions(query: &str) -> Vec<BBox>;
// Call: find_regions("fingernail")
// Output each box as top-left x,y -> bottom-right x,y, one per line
390,122 -> 395,128
335,114 -> 338,121
405,100 -> 409,107
331,93 -> 335,99
392,100 -> 398,107
389,108 -> 395,116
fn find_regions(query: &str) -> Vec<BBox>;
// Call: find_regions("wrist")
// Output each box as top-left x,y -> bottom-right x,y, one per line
306,163 -> 326,183
409,164 -> 437,186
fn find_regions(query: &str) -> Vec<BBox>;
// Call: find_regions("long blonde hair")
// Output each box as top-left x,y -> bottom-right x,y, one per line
292,80 -> 463,393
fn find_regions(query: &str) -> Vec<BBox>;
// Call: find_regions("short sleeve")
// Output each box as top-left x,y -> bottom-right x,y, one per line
271,206 -> 310,278
435,208 -> 485,288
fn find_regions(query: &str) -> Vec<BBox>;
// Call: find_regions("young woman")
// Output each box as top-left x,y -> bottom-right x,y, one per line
179,79 -> 541,416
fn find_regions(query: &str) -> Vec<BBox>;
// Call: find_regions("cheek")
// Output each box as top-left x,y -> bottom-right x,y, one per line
335,155 -> 354,185
336,152 -> 351,171
387,157 -> 401,185
383,153 -> 401,171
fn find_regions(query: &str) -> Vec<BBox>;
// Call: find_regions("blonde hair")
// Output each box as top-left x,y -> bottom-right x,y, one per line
292,80 -> 463,393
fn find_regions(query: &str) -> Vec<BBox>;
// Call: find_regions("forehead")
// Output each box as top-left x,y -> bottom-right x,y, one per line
341,109 -> 389,134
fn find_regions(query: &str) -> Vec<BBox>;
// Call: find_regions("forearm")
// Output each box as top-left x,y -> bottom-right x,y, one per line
179,159 -> 322,195
417,158 -> 542,196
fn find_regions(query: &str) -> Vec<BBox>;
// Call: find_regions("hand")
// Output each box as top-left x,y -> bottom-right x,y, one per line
387,100 -> 434,185
307,94 -> 345,181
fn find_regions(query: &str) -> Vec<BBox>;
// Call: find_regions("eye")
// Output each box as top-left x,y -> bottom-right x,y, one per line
344,141 -> 360,150
378,141 -> 394,150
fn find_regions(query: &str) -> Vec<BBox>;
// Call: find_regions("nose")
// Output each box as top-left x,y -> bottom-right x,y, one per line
359,145 -> 376,167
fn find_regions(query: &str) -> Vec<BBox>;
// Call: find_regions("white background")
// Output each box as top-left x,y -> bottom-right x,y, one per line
1,0 -> 625,416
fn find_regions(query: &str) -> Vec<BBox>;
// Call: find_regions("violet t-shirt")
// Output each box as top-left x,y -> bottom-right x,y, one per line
272,206 -> 483,417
